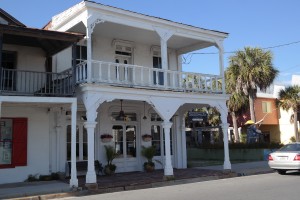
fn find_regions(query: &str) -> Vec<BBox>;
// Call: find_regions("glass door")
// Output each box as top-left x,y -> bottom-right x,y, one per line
112,124 -> 138,172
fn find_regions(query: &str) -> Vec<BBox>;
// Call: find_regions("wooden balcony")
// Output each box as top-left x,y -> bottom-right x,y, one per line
0,67 -> 74,97
76,60 -> 224,94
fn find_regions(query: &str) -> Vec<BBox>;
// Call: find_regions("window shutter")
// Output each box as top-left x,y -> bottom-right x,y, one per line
12,118 -> 27,166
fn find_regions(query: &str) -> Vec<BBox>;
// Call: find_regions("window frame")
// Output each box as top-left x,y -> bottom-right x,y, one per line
262,101 -> 272,113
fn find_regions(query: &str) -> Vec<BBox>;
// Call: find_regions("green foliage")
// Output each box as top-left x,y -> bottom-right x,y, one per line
197,142 -> 283,149
26,174 -> 39,182
290,136 -> 296,142
141,145 -> 156,163
104,145 -> 118,166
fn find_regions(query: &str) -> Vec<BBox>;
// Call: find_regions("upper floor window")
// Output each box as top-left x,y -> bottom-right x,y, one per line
262,101 -> 272,113
76,45 -> 87,64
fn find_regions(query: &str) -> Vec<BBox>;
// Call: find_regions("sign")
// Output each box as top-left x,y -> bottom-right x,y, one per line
188,112 -> 208,122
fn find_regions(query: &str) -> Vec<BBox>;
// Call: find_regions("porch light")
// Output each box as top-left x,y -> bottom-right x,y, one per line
118,99 -> 126,120
143,101 -> 147,120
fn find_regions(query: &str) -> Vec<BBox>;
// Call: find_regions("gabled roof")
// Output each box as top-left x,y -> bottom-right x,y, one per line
0,8 -> 26,27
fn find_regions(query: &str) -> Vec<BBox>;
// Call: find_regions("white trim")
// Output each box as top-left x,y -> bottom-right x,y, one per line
0,96 -> 76,104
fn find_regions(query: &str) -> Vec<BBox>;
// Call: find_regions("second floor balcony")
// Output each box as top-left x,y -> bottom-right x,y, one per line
0,60 -> 224,97
76,60 -> 223,94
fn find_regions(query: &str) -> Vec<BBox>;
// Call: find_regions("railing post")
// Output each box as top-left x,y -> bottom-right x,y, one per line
0,33 -> 3,91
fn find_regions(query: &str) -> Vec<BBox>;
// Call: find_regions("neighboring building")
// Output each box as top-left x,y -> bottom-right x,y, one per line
229,78 -> 300,144
0,1 -> 231,187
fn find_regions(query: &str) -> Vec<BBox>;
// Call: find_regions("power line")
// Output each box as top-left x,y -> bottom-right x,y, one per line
182,40 -> 300,64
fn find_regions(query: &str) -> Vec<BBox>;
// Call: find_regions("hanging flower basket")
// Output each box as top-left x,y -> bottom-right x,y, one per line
101,134 -> 113,143
142,134 -> 152,142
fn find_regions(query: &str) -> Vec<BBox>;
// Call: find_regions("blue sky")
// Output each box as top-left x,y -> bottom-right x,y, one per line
1,0 -> 300,85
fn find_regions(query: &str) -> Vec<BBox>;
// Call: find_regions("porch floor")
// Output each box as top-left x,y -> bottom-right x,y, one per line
69,168 -> 234,189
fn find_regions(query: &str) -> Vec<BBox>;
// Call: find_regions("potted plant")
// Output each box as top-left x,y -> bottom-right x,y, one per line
101,134 -> 113,143
141,145 -> 156,172
142,134 -> 152,142
104,145 -> 118,175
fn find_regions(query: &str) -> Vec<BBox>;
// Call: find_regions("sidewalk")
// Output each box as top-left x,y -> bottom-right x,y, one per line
0,161 -> 273,200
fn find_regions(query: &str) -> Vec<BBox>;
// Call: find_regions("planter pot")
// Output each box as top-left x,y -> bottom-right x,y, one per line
104,165 -> 116,175
101,138 -> 112,143
142,137 -> 152,142
144,162 -> 155,172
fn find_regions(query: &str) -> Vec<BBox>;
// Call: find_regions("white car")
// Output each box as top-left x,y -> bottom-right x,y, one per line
268,142 -> 300,175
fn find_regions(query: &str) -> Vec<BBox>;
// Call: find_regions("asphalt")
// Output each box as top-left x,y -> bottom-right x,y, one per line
0,161 -> 274,200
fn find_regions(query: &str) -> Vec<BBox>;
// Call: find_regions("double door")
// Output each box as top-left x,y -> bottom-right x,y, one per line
112,123 -> 139,172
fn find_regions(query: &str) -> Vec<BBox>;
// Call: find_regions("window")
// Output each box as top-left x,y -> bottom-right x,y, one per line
151,124 -> 173,156
1,51 -> 17,91
66,125 -> 87,161
262,101 -> 272,113
112,125 -> 136,158
0,118 -> 27,168
76,45 -> 87,64
153,56 -> 164,85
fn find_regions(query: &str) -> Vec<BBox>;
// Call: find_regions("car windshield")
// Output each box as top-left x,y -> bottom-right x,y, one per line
278,143 -> 300,152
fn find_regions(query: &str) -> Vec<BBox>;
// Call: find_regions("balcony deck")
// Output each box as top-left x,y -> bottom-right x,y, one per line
76,60 -> 224,94
0,61 -> 224,97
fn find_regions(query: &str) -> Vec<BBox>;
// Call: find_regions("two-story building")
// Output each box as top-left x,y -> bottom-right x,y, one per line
0,1 -> 231,187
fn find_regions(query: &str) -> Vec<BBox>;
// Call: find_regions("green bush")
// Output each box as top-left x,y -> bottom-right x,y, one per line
198,142 -> 283,149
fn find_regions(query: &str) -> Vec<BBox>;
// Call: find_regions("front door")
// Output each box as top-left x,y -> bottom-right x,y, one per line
112,123 -> 138,172
115,56 -> 133,83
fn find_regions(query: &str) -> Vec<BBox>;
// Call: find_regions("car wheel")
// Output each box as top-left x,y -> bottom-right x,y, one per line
277,170 -> 286,175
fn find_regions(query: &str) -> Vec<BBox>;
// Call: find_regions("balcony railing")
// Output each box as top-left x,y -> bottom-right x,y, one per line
76,60 -> 223,94
0,67 -> 74,96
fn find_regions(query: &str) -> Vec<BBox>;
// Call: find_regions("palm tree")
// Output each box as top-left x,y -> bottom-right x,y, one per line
226,92 -> 249,142
226,64 -> 249,142
278,85 -> 300,142
228,47 -> 279,122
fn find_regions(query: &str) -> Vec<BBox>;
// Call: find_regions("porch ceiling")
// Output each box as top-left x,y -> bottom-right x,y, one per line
68,21 -> 214,53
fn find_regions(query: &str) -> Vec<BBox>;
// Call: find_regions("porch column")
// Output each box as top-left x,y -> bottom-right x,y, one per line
218,103 -> 231,170
215,40 -> 225,94
82,92 -> 106,185
70,101 -> 78,187
86,25 -> 92,83
0,33 -> 3,84
72,43 -> 77,86
162,121 -> 173,176
85,17 -> 105,83
181,114 -> 187,168
155,28 -> 174,88
84,114 -> 97,184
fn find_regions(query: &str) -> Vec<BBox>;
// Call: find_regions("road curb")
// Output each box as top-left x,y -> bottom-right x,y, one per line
11,172 -> 238,200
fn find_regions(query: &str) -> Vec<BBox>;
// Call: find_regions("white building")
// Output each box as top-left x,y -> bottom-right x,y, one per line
0,1 -> 230,187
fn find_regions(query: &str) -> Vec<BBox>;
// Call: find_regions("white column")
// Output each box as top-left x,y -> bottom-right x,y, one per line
79,123 -> 83,160
162,121 -> 173,176
84,120 -> 97,184
86,26 -> 92,83
155,28 -> 174,88
222,122 -> 231,169
70,102 -> 78,187
216,41 -> 225,93
181,115 -> 187,168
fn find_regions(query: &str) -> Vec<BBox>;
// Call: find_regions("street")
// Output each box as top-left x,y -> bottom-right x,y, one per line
58,172 -> 300,200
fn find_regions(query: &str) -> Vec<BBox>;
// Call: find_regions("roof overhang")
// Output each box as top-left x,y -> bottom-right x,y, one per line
0,24 -> 84,56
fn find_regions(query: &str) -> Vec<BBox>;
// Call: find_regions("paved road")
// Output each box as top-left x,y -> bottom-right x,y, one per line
59,172 -> 300,200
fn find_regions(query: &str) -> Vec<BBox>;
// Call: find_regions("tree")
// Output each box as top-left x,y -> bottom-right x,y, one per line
225,66 -> 249,142
278,85 -> 300,142
228,47 -> 279,122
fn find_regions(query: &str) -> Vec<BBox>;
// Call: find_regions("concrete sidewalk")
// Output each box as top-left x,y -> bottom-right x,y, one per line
0,161 -> 273,200
197,161 -> 273,176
